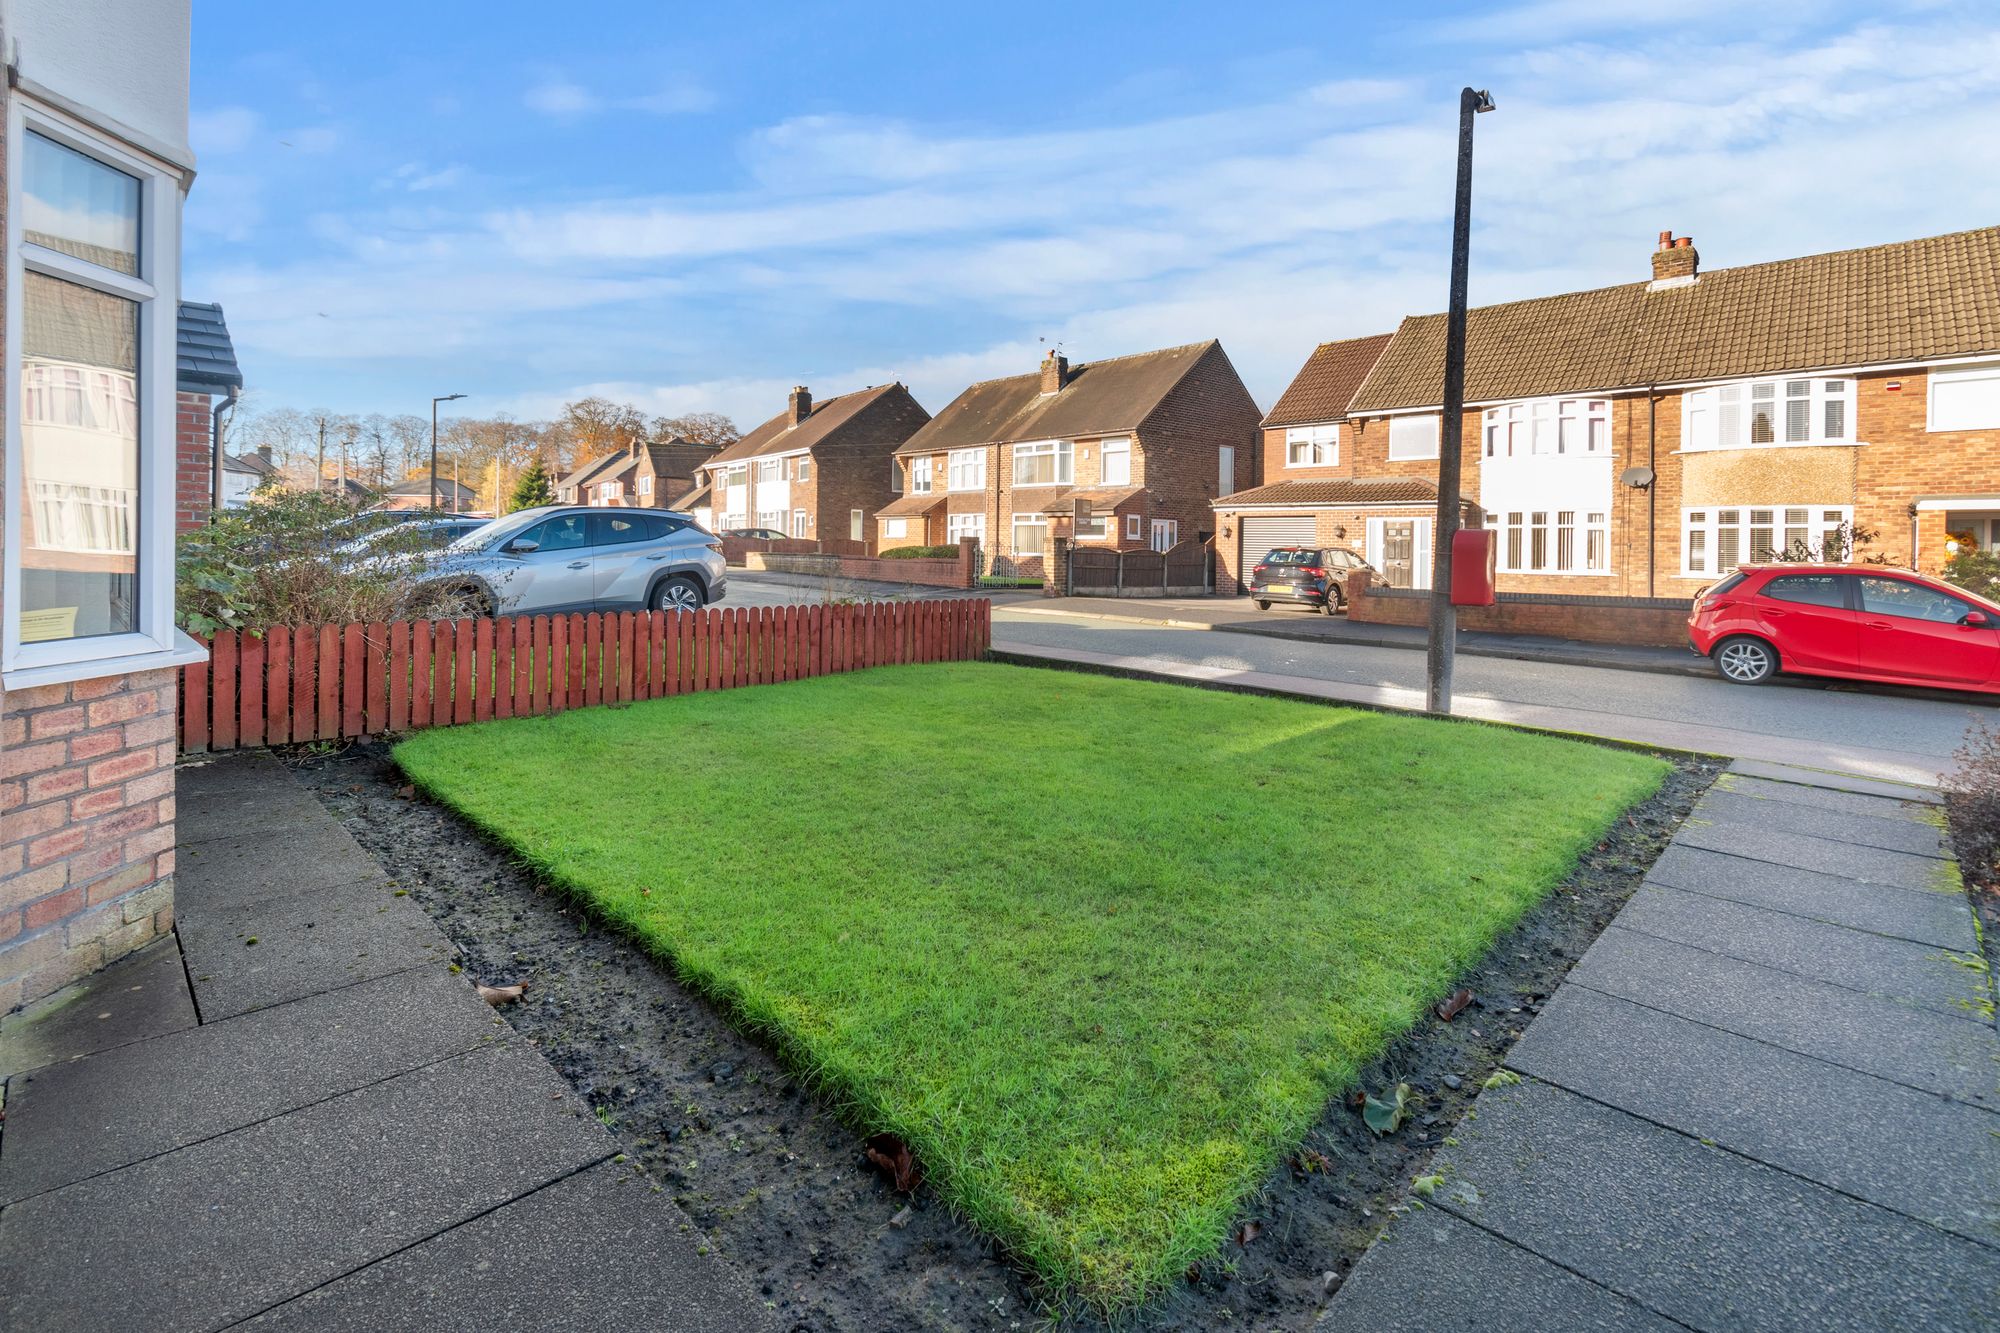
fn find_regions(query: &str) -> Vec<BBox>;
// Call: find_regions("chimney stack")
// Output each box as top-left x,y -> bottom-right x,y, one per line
788,385 -> 812,426
256,444 -> 273,463
1040,351 -> 1069,395
1650,230 -> 1699,286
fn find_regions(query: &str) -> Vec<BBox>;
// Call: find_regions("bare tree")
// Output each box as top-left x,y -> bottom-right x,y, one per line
560,396 -> 649,463
652,410 -> 740,448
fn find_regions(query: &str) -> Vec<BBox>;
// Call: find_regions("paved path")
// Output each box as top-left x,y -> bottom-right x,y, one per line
0,753 -> 775,1333
1322,759 -> 2000,1332
990,616 -> 1991,785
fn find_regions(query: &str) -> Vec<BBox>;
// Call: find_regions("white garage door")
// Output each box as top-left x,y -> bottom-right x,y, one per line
1240,516 -> 1319,587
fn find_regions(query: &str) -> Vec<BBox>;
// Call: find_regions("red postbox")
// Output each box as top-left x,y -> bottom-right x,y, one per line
1450,528 -> 1497,606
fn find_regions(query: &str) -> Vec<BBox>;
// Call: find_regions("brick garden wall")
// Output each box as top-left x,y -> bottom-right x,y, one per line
744,538 -> 979,588
176,390 -> 215,534
0,669 -> 179,1011
1344,571 -> 1690,648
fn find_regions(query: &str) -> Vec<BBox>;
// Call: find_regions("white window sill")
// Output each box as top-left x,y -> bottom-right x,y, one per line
1495,569 -> 1617,578
1010,482 -> 1071,489
1673,441 -> 1865,455
4,628 -> 209,691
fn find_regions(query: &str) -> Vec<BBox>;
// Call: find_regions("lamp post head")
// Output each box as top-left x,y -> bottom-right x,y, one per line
1465,87 -> 1496,114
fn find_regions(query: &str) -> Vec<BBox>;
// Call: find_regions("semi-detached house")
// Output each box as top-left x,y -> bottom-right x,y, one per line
886,342 -> 1261,574
693,383 -> 930,549
555,437 -> 717,510
1218,225 -> 2000,599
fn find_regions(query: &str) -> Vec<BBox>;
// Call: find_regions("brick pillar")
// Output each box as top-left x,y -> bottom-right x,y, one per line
956,536 -> 980,589
1045,536 -> 1071,597
1914,509 -> 1949,574
176,391 -> 214,534
1344,569 -> 1374,621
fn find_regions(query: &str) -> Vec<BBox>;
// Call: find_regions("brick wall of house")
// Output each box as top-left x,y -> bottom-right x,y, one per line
1849,369 -> 2000,572
1213,504 -> 1454,597
0,669 -> 179,1012
176,389 -> 214,534
1130,342 -> 1262,547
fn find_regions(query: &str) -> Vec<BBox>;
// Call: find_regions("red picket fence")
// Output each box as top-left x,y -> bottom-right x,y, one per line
179,599 -> 991,753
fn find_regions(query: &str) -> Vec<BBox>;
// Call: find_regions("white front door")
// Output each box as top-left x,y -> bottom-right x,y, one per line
1150,519 -> 1177,552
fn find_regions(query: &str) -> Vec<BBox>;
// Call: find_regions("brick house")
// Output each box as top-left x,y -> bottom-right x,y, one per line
172,300 -> 244,531
559,437 -> 718,509
378,475 -> 479,512
2,1 -> 210,1011
886,342 -> 1260,574
698,383 -> 931,549
1226,225 -> 2000,600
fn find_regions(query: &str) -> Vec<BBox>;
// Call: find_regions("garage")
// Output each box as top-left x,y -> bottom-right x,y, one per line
1238,516 -> 1319,588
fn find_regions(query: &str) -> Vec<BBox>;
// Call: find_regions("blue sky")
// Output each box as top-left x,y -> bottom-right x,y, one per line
186,0 -> 2000,430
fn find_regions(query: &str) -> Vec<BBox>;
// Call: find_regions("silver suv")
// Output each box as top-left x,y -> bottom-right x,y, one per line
409,506 -> 726,616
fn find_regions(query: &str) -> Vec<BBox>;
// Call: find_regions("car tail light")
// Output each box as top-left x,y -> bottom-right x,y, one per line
1302,566 -> 1327,578
1253,564 -> 1268,576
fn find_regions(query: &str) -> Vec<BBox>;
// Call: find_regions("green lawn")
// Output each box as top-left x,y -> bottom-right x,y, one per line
395,661 -> 1665,1308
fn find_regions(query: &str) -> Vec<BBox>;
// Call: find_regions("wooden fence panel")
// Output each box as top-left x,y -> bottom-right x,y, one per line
341,625 -> 366,738
266,629 -> 292,745
239,632 -> 266,748
475,619 -> 497,723
364,622 -> 389,736
291,625 -> 317,742
210,632 -> 238,752
181,657 -> 209,753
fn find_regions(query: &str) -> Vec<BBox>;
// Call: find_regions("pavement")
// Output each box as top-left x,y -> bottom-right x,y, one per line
989,609 -> 1997,785
0,752 -> 776,1333
1320,759 -> 2000,1332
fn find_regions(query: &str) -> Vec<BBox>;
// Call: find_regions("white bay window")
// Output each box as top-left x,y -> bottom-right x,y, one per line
948,447 -> 986,491
1495,510 -> 1610,575
1682,505 -> 1853,575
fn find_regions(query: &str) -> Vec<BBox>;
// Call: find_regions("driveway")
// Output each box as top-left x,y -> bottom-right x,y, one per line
991,606 -> 1994,785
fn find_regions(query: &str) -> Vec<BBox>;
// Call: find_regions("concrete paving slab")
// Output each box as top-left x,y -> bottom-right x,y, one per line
1716,771 -> 1943,822
176,782 -> 351,848
175,820 -> 390,911
1615,883 -> 1988,1018
242,1158 -> 778,1332
1676,819 -> 1958,891
0,939 -> 194,1077
176,752 -> 299,797
177,878 -> 454,1021
0,968 -> 508,1204
1569,927 -> 1998,1106
1696,788 -> 1950,858
1728,758 -> 1943,804
1645,844 -> 1977,949
1434,1079 -> 2000,1331
0,1042 -> 611,1333
1320,1204 -> 1679,1333
1509,986 -> 2000,1246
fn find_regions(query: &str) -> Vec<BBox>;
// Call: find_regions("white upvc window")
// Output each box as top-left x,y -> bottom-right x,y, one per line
1929,362 -> 2000,432
909,457 -> 933,494
1494,509 -> 1611,575
796,456 -> 812,481
793,509 -> 808,538
756,509 -> 783,531
755,458 -> 783,483
1682,505 -> 1853,576
882,517 -> 909,540
636,474 -> 652,496
1483,398 -> 1611,458
1682,377 -> 1854,451
946,512 -> 985,545
1010,510 -> 1049,554
1126,514 -> 1142,539
5,104 -> 200,683
1011,439 -> 1072,487
1387,414 -> 1441,461
948,447 -> 986,491
1077,510 -> 1108,540
1285,423 -> 1338,467
1100,437 -> 1132,485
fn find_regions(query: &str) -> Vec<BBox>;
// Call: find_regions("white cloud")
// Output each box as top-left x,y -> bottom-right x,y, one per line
190,106 -> 259,154
525,78 -> 599,117
525,74 -> 716,119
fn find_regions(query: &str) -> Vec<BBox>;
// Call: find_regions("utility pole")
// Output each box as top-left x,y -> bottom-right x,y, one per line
1426,86 -> 1496,715
431,393 -> 466,513
315,419 -> 327,493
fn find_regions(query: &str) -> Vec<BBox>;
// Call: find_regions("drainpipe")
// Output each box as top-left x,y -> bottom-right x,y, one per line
1646,385 -> 1657,599
1909,503 -> 1920,569
210,384 -> 242,516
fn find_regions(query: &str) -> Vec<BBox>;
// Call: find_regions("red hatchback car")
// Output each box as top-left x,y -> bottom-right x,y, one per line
1688,564 -> 2000,692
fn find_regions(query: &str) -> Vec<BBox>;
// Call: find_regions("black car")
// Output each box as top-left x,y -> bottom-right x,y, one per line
1248,546 -> 1373,613
722,527 -> 790,541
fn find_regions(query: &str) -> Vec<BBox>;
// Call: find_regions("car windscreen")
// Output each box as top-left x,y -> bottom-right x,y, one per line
1262,548 -> 1318,565
447,511 -> 538,552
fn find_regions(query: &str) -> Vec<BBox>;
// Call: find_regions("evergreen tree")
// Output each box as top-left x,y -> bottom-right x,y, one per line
508,458 -> 554,512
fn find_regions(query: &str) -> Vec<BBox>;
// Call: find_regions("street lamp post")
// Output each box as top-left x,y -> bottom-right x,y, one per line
431,393 -> 466,512
1425,86 -> 1496,715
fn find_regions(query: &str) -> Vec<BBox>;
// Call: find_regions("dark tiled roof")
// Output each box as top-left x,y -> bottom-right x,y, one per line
1213,477 -> 1438,508
1263,333 -> 1393,427
1350,226 -> 2000,412
1033,486 -> 1145,515
643,438 -> 719,480
896,341 -> 1218,456
385,476 -> 478,499
228,451 -> 278,477
877,492 -> 948,517
177,301 -> 244,392
556,450 -> 633,492
676,479 -> 712,508
708,384 -> 910,465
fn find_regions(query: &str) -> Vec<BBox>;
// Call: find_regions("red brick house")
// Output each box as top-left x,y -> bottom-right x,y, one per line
697,383 -> 931,548
1223,225 -> 2000,600
2,2 -> 208,1010
559,437 -> 717,509
886,342 -> 1260,573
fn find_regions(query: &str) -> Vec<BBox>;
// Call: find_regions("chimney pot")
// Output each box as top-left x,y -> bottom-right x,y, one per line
1040,351 -> 1070,395
788,385 -> 812,426
1649,231 -> 1699,286
256,444 -> 273,462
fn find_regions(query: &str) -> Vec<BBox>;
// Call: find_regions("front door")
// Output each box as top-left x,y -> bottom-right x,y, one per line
1854,574 -> 2000,684
1382,521 -> 1415,588
1150,519 -> 1177,552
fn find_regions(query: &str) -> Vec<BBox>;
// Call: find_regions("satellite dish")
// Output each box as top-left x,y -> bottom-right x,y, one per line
1620,466 -> 1656,489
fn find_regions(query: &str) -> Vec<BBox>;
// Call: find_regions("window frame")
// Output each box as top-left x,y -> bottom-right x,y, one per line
946,512 -> 985,546
1481,398 -> 1611,459
1284,423 -> 1338,468
1386,414 -> 1440,461
1100,436 -> 1132,486
881,517 -> 908,540
908,456 -> 933,494
947,447 -> 986,492
1928,362 -> 2000,433
1010,439 -> 1072,487
1680,504 -> 1854,577
1493,508 -> 1611,576
1681,376 -> 1856,451
4,100 -> 196,684
1010,509 -> 1050,555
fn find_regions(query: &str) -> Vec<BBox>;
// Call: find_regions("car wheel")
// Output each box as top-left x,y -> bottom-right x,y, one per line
653,575 -> 704,612
1321,594 -> 1340,616
1255,600 -> 1270,611
1713,636 -> 1778,685
452,584 -> 496,618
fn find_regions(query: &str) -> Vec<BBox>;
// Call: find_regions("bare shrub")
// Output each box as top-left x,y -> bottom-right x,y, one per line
1943,720 -> 2000,890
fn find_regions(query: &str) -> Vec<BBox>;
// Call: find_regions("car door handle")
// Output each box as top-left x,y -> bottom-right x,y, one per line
1863,620 -> 1892,629
566,560 -> 589,570
645,553 -> 668,561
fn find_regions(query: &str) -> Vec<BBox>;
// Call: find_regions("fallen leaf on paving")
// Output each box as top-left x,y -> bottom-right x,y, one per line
864,1133 -> 921,1192
1234,1220 -> 1262,1246
1434,988 -> 1473,1022
477,982 -> 527,1005
888,1205 -> 914,1229
396,784 -> 415,799
1361,1082 -> 1412,1136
